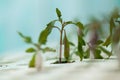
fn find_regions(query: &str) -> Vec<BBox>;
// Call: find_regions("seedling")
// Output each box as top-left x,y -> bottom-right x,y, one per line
102,8 -> 120,59
42,8 -> 85,63
111,9 -> 120,67
18,31 -> 56,68
18,8 -> 117,64
103,8 -> 120,47
84,18 -> 112,59
79,8 -> 120,59
82,9 -> 119,60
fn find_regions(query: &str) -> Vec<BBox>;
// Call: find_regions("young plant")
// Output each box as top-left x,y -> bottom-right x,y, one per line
112,20 -> 120,67
84,8 -> 120,59
18,31 -> 56,68
84,18 -> 112,59
103,8 -> 120,47
111,9 -> 120,66
99,8 -> 120,60
42,8 -> 85,63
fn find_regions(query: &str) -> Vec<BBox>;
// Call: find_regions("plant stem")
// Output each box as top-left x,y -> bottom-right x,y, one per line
59,23 -> 64,63
59,30 -> 63,63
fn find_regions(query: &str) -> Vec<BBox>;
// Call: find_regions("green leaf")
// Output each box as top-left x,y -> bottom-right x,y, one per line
69,41 -> 75,46
38,20 -> 57,44
18,31 -> 24,38
84,48 -> 90,58
64,21 -> 84,37
111,8 -> 120,19
42,47 -> 56,53
112,27 -> 120,44
84,26 -> 89,36
75,22 -> 84,30
94,49 -> 103,59
64,31 -> 70,61
64,21 -> 73,26
38,30 -> 47,45
76,36 -> 85,61
75,51 -> 83,61
47,20 -> 57,27
96,40 -> 104,45
110,18 -> 115,35
65,21 -> 73,24
65,21 -> 84,30
75,22 -> 84,37
29,54 -> 36,67
59,18 -> 63,23
56,8 -> 62,19
103,35 -> 111,46
18,32 -> 32,43
26,48 -> 36,53
78,36 -> 85,46
98,46 -> 112,57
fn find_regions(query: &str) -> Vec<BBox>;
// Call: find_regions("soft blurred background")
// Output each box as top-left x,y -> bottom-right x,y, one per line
0,0 -> 120,55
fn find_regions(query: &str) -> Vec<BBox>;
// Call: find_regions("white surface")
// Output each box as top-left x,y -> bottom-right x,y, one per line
0,54 -> 120,80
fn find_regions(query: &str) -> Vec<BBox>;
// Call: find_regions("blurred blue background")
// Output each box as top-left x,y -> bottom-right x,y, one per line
0,0 -> 120,54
